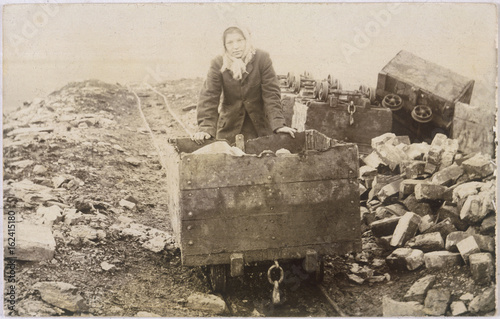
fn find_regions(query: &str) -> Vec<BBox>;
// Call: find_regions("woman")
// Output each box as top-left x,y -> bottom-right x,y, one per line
192,26 -> 296,145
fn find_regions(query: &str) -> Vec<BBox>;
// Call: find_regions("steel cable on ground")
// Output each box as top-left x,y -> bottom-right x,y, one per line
127,85 -> 169,169
145,83 -> 193,136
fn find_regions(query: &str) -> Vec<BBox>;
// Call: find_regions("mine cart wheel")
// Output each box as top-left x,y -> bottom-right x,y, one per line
319,81 -> 330,102
411,105 -> 433,123
209,264 -> 228,293
313,81 -> 321,99
382,93 -> 403,111
368,87 -> 376,103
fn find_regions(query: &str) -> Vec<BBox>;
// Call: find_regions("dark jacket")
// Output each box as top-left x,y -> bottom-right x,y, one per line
197,49 -> 286,143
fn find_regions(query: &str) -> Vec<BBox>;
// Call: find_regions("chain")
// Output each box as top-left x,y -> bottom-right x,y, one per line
347,101 -> 356,126
267,260 -> 284,304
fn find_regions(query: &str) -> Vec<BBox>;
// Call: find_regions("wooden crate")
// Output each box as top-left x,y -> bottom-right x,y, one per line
165,130 -> 361,267
376,50 -> 474,140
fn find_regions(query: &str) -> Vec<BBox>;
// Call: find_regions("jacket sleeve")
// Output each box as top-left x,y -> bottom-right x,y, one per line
197,57 -> 222,137
260,52 -> 286,132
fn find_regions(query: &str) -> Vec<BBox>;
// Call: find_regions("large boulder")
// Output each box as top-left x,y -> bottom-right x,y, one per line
32,282 -> 88,313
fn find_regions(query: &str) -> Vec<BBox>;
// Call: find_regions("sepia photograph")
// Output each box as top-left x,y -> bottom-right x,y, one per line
2,2 -> 498,317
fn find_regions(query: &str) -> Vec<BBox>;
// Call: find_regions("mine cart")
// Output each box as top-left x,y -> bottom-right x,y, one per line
282,95 -> 392,155
376,50 -> 474,141
165,130 -> 361,294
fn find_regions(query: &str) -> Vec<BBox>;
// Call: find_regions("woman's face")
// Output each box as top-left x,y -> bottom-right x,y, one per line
224,32 -> 246,59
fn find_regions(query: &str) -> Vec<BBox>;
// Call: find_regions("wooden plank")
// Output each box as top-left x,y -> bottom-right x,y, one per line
180,179 -> 357,220
291,101 -> 308,131
179,144 -> 358,190
183,241 -> 362,266
161,140 -> 182,244
303,104 -> 392,145
179,201 -> 361,257
452,102 -> 495,157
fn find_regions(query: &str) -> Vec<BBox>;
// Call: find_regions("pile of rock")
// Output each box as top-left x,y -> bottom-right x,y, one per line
3,81 -> 176,316
383,282 -> 495,316
357,133 -> 496,315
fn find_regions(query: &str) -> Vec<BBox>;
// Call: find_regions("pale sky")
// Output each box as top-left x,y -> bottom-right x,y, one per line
2,2 -> 498,112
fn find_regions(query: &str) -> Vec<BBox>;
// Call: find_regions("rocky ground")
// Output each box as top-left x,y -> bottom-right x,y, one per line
3,78 -> 497,317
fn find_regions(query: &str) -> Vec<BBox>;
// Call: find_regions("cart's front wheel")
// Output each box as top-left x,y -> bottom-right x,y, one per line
209,264 -> 228,293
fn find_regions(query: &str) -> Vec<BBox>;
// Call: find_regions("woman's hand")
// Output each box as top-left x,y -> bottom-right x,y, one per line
275,126 -> 296,138
191,132 -> 212,144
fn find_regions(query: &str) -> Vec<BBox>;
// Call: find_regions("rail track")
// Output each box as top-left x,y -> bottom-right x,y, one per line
128,83 -> 348,317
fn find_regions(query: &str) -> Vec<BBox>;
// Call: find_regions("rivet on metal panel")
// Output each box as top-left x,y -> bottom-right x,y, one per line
188,212 -> 193,217
187,225 -> 192,230
188,240 -> 194,245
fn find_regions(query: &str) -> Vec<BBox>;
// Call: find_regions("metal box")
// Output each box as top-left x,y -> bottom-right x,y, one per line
165,130 -> 361,267
376,50 -> 474,140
